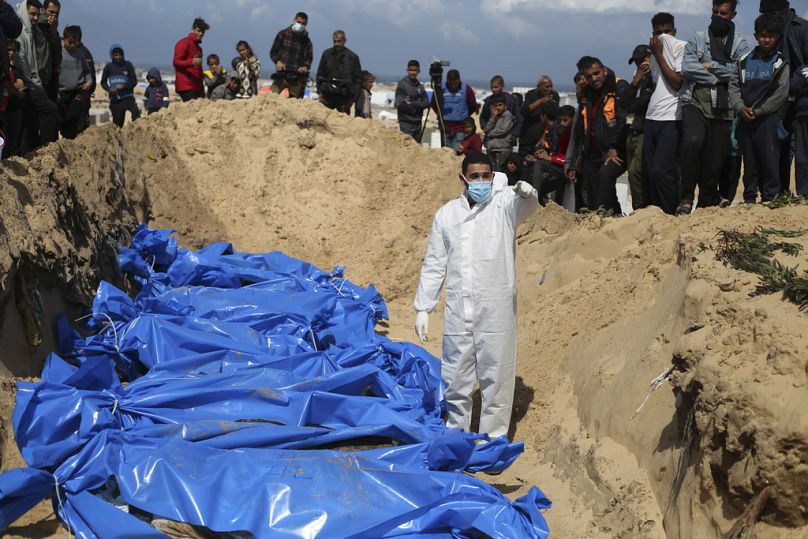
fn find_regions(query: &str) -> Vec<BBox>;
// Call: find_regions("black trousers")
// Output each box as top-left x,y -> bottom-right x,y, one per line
740,114 -> 783,202
680,105 -> 730,208
399,121 -> 421,141
644,119 -> 681,215
1,108 -> 23,157
21,86 -> 58,153
178,90 -> 203,102
582,153 -> 625,214
720,154 -> 742,204
58,91 -> 87,139
793,117 -> 808,196
532,160 -> 566,203
109,96 -> 141,128
321,92 -> 354,114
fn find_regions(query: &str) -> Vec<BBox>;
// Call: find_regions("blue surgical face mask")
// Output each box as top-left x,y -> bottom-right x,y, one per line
465,180 -> 493,203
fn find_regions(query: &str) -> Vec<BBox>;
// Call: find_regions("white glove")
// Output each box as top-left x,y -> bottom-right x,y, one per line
513,181 -> 537,199
415,311 -> 429,342
801,66 -> 808,82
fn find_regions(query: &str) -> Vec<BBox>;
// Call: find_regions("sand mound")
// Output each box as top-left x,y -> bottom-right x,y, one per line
1,94 -> 807,538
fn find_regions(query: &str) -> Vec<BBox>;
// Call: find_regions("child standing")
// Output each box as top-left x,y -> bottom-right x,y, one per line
355,70 -> 374,119
203,54 -> 226,98
58,27 -> 91,139
482,93 -> 514,170
143,68 -> 169,114
457,116 -> 482,156
234,41 -> 260,98
729,13 -> 789,203
100,44 -> 140,128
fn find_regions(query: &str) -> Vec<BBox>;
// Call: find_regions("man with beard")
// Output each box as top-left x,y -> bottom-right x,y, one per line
759,0 -> 808,197
566,56 -> 630,215
519,75 -> 560,157
677,0 -> 750,214
316,30 -> 362,114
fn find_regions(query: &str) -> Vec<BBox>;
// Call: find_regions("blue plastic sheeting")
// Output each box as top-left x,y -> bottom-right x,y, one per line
0,225 -> 551,537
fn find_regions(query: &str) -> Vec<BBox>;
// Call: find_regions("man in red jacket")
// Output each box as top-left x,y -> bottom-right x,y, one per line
173,17 -> 209,102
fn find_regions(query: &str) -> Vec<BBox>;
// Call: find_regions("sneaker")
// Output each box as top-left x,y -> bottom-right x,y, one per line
719,198 -> 730,208
675,201 -> 693,216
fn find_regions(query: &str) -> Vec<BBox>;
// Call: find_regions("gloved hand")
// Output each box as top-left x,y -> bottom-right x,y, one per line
801,66 -> 808,81
415,311 -> 429,342
513,181 -> 537,199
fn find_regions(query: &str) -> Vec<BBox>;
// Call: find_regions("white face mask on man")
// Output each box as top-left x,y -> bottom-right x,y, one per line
292,22 -> 306,33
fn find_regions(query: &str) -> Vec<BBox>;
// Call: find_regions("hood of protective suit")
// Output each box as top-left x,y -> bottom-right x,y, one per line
147,67 -> 163,84
109,44 -> 126,63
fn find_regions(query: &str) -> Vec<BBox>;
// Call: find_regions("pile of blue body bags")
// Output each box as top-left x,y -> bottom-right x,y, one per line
0,226 -> 550,538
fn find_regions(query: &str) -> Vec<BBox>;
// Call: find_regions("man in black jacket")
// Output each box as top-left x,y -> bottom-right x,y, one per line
566,56 -> 630,214
760,0 -> 808,196
316,30 -> 362,114
0,0 -> 22,82
619,45 -> 654,210
42,0 -> 60,101
519,75 -> 560,156
0,0 -> 22,156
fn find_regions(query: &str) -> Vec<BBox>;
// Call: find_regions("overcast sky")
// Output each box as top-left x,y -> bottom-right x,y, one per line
64,0 -> 794,89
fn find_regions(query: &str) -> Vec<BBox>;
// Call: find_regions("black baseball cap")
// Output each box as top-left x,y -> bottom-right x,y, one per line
629,45 -> 652,64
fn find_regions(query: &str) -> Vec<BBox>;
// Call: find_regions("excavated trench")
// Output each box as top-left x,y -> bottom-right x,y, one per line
1,95 -> 807,538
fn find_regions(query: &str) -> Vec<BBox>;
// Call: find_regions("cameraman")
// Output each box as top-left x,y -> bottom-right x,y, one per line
434,69 -> 478,150
316,30 -> 362,114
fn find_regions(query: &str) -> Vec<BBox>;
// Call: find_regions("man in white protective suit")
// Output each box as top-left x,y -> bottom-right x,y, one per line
413,152 -> 539,439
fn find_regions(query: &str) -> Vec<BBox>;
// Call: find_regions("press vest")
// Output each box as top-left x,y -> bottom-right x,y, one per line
442,82 -> 469,122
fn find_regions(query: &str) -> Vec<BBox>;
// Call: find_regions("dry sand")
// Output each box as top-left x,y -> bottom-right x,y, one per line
1,94 -> 807,538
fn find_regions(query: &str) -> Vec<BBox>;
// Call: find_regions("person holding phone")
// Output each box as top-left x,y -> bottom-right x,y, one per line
174,17 -> 209,102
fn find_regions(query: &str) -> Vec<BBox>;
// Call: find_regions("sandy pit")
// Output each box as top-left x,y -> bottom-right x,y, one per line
1,94 -> 807,538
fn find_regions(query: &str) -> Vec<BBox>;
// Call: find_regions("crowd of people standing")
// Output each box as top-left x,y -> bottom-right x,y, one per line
3,0 -> 808,213
396,0 -> 808,213
0,6 -> 377,160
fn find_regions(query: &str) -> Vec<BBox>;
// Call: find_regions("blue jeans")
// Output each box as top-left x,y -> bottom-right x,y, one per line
445,131 -> 464,151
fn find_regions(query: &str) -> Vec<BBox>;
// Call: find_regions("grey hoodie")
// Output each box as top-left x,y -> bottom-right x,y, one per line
14,1 -> 41,88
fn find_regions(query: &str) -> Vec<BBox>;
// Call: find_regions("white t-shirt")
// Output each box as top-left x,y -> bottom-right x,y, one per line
646,33 -> 686,121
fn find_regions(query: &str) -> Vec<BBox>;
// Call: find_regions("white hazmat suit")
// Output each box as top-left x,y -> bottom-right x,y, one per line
414,175 -> 538,438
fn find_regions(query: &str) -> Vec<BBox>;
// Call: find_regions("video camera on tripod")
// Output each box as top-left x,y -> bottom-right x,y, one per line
418,57 -> 451,146
429,58 -> 451,86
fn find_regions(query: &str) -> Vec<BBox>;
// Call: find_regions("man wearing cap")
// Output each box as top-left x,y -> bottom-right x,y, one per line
642,12 -> 687,214
619,44 -> 654,210
760,0 -> 808,197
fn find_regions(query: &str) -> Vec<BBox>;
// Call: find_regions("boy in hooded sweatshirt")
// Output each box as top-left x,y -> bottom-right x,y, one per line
143,68 -> 169,114
100,44 -> 139,127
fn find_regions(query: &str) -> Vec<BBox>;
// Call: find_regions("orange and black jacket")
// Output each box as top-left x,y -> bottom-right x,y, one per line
574,68 -> 630,157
